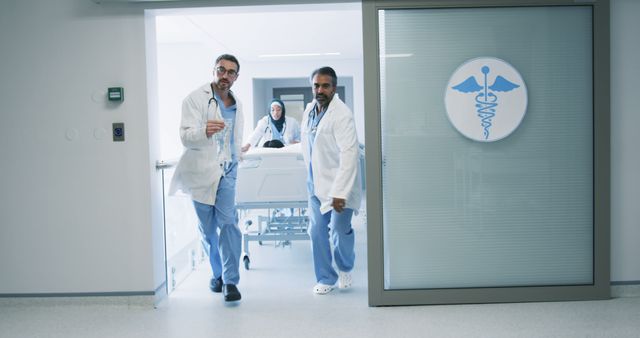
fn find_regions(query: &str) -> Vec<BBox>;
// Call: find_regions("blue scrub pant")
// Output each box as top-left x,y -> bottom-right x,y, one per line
307,195 -> 355,285
192,162 -> 241,285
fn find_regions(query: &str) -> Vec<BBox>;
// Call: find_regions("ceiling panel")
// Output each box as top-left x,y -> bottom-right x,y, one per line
155,3 -> 362,63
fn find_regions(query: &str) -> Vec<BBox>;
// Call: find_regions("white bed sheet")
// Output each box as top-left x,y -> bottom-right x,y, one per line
236,143 -> 308,207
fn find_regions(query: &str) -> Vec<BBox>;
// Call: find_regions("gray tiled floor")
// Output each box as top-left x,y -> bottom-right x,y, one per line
1,211 -> 639,338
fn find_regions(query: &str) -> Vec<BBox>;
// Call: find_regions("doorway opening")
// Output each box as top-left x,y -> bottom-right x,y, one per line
146,3 -> 365,297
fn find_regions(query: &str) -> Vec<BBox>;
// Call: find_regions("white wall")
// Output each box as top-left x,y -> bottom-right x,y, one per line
0,0 -> 637,296
0,0 -> 163,294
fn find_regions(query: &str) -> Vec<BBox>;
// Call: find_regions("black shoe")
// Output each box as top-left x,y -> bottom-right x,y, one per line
209,277 -> 223,293
223,284 -> 241,302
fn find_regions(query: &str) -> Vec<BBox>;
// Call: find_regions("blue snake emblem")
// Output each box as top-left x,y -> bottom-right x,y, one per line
451,66 -> 520,140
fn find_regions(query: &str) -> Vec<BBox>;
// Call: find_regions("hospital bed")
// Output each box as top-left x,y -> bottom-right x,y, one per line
236,143 -> 309,269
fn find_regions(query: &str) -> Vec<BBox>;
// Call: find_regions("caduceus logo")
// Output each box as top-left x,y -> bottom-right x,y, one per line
445,57 -> 528,142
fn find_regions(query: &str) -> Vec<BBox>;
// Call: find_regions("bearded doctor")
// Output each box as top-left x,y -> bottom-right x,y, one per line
301,66 -> 361,295
169,54 -> 244,302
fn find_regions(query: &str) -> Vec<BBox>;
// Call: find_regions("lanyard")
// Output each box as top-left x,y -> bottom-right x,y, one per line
307,105 -> 326,134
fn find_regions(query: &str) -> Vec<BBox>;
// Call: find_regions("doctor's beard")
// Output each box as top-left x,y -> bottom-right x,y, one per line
316,94 -> 329,107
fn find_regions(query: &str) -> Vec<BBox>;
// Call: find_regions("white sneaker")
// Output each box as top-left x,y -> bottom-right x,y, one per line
338,271 -> 352,289
313,283 -> 334,295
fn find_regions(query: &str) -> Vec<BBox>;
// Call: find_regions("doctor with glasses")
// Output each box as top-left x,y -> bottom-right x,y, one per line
170,54 -> 244,302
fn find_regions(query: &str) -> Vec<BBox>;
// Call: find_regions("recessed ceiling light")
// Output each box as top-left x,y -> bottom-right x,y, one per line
259,52 -> 341,58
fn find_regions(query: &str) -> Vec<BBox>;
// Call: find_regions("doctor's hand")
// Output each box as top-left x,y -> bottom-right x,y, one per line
206,119 -> 225,138
332,198 -> 346,213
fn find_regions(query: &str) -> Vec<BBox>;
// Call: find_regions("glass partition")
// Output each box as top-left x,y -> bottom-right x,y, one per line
364,0 -> 610,306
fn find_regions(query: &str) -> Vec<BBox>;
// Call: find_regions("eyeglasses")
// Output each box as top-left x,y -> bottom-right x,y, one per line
215,66 -> 238,77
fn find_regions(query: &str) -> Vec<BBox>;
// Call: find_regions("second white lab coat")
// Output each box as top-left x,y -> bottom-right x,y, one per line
301,95 -> 361,214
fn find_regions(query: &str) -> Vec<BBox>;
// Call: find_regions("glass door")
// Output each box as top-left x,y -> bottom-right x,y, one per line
363,0 -> 610,306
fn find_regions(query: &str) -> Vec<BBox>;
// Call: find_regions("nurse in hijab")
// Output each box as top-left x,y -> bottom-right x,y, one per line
242,99 -> 301,151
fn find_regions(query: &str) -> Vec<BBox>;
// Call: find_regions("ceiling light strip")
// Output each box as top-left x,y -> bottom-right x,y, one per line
259,52 -> 341,58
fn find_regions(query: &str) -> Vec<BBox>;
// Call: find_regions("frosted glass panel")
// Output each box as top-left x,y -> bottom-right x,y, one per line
380,6 -> 593,289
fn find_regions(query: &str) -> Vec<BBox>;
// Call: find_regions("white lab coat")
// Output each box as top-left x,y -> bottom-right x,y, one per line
169,83 -> 244,205
301,95 -> 361,214
246,115 -> 301,147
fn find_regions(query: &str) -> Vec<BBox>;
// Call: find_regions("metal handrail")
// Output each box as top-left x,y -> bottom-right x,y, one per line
156,159 -> 177,170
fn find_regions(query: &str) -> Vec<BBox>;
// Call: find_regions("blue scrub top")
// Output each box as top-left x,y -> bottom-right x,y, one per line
214,92 -> 238,163
305,105 -> 326,195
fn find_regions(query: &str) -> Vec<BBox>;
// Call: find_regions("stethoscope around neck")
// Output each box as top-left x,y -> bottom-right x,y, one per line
265,117 -> 287,134
207,96 -> 220,120
307,105 -> 326,134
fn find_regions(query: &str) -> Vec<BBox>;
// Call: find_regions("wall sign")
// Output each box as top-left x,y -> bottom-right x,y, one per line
445,57 -> 527,142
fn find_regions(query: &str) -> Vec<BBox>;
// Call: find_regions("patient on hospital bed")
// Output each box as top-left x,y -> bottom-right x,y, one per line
262,139 -> 285,148
236,143 -> 309,269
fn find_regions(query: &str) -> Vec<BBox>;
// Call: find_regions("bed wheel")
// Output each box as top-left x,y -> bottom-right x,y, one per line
243,255 -> 250,270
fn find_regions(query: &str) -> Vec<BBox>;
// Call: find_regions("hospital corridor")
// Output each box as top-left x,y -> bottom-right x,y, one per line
2,0 -> 640,337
